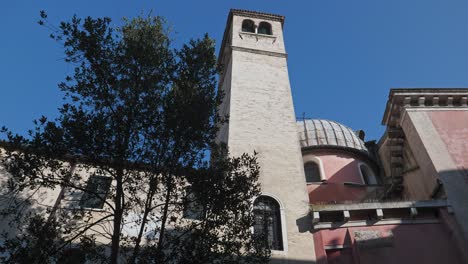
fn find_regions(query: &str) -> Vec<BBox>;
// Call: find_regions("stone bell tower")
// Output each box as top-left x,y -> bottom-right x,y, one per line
217,9 -> 315,262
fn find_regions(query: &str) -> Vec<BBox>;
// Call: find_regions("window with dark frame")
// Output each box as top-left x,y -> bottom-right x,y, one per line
253,196 -> 283,251
241,19 -> 255,33
182,186 -> 205,220
304,162 -> 321,183
80,176 -> 112,209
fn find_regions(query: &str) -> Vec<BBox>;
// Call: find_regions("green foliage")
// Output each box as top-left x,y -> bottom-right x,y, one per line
0,215 -> 62,264
0,11 -> 269,264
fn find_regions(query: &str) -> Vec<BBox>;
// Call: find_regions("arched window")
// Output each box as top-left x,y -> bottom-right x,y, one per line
258,22 -> 272,35
304,162 -> 321,183
359,164 -> 377,185
242,19 -> 255,33
253,196 -> 283,250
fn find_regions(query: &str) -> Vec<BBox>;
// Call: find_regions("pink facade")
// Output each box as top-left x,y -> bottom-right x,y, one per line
308,184 -> 382,204
304,99 -> 468,264
308,145 -> 467,264
306,151 -> 381,203
313,223 -> 464,264
430,111 -> 468,171
315,151 -> 365,184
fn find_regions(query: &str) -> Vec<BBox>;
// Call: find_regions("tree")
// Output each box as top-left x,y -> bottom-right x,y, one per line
0,11 -> 269,263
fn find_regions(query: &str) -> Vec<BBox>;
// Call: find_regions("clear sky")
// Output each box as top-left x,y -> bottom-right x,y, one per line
2,0 -> 468,141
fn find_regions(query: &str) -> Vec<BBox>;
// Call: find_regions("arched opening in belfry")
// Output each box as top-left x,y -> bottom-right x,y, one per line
241,19 -> 255,33
258,22 -> 272,35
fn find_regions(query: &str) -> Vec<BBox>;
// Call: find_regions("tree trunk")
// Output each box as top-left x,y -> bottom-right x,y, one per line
155,179 -> 173,257
129,187 -> 155,264
110,168 -> 124,264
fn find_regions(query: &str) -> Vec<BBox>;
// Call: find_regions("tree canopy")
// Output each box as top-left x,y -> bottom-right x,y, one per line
0,11 -> 269,264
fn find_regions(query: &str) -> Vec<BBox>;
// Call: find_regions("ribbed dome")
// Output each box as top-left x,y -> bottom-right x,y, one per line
297,119 -> 368,153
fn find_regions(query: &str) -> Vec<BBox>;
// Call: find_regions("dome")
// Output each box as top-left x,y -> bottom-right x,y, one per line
297,119 -> 368,153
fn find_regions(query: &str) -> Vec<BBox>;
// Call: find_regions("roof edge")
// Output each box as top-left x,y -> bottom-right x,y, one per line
382,88 -> 468,126
230,9 -> 285,25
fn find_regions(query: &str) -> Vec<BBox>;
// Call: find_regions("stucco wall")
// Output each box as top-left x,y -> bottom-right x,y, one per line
429,111 -> 468,171
0,153 -> 62,238
303,151 -> 381,203
313,152 -> 364,184
314,223 -> 464,264
401,109 -> 468,243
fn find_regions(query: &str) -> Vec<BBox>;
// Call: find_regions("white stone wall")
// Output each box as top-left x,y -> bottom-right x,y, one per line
220,13 -> 316,263
216,54 -> 232,144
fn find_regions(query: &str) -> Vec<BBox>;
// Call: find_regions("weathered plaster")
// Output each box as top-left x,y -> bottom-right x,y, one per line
401,109 -> 468,242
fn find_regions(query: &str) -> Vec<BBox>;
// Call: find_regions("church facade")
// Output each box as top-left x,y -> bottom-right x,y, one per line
219,9 -> 468,263
0,8 -> 467,264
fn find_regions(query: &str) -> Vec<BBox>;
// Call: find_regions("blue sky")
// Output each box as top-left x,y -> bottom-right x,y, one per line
2,0 -> 468,141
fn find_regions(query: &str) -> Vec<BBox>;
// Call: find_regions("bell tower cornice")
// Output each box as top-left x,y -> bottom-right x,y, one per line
218,9 -> 286,68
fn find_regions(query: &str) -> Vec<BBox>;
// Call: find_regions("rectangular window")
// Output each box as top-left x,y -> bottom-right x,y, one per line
182,187 -> 205,220
79,176 -> 112,209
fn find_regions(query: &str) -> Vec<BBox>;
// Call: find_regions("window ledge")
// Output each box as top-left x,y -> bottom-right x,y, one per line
70,206 -> 110,213
307,181 -> 327,185
239,31 -> 276,39
343,182 -> 366,187
271,249 -> 287,256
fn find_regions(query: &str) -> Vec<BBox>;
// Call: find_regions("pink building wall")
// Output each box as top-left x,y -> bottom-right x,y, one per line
399,109 -> 468,243
317,152 -> 364,184
309,90 -> 468,264
429,111 -> 468,172
313,223 -> 465,264
307,133 -> 468,263
306,151 -> 380,203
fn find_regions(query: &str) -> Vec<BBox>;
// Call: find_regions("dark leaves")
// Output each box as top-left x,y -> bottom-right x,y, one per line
1,12 -> 267,264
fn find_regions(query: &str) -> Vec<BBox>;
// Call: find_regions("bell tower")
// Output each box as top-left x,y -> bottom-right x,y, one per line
218,9 -> 315,262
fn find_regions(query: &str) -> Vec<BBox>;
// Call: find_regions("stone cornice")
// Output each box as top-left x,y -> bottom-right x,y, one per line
313,218 -> 441,230
231,45 -> 287,58
311,200 -> 450,229
230,9 -> 285,26
311,199 -> 448,212
382,88 -> 468,127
